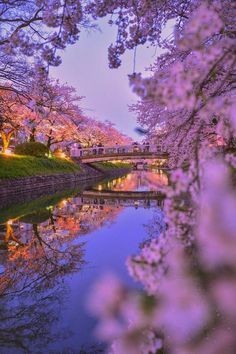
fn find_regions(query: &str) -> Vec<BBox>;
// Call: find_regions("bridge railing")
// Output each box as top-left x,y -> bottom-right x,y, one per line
70,144 -> 166,158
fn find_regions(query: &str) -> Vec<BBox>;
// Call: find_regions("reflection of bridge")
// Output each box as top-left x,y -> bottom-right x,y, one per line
70,144 -> 168,163
76,190 -> 165,208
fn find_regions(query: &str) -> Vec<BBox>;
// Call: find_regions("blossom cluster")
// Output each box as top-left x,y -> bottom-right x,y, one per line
87,1 -> 236,353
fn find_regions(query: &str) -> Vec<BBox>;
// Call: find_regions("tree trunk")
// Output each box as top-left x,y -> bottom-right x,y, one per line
47,136 -> 52,149
29,127 -> 36,142
47,129 -> 53,149
1,129 -> 15,153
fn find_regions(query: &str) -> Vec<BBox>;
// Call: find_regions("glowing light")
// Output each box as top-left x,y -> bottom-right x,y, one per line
4,149 -> 12,155
59,152 -> 66,158
45,151 -> 53,158
7,219 -> 13,225
54,149 -> 67,159
98,185 -> 103,191
59,199 -> 67,208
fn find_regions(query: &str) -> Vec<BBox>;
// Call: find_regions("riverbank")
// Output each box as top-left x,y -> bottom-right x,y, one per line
0,154 -> 81,179
0,156 -> 132,205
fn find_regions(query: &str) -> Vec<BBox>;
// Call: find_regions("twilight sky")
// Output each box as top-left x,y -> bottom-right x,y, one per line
51,19 -> 166,140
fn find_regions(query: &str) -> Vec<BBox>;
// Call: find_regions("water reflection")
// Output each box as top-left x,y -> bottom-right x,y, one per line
0,170 -> 167,353
94,169 -> 168,192
0,216 -> 85,353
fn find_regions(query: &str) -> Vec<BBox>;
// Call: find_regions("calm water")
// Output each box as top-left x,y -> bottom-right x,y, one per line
0,170 -> 167,354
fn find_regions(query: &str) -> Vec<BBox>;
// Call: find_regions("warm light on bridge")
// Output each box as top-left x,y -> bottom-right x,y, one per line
70,144 -> 168,164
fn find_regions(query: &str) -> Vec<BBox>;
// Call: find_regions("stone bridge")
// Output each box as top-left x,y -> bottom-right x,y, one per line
70,143 -> 168,163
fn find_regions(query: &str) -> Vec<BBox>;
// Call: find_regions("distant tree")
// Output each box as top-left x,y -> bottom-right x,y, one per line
78,118 -> 132,147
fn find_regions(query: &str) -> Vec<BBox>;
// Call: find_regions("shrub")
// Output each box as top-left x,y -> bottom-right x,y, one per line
15,142 -> 49,158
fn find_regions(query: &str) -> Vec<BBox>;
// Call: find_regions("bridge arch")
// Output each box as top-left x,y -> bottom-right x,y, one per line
70,143 -> 168,163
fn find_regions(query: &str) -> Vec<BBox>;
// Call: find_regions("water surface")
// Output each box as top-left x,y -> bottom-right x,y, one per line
0,170 -> 166,353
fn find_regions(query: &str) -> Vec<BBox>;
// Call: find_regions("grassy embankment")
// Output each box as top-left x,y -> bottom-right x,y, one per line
0,187 -> 81,224
91,161 -> 132,170
0,154 -> 81,179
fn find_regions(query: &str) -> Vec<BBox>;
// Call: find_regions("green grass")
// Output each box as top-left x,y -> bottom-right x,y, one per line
91,161 -> 132,170
0,154 -> 80,179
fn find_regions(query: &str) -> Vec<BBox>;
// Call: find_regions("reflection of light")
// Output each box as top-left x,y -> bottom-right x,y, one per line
4,149 -> 12,155
98,185 -> 103,191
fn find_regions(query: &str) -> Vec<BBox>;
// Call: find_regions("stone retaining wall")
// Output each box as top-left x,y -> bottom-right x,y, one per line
0,165 -> 131,207
0,169 -> 102,204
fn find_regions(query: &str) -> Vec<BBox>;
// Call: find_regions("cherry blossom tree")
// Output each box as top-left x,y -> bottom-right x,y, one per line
86,1 -> 236,353
78,118 -> 132,147
85,0 -> 235,164
0,78 -> 130,154
0,0 -> 88,67
0,1 -> 235,352
0,0 -> 92,108
29,79 -> 86,149
0,78 -> 87,151
0,89 -> 27,152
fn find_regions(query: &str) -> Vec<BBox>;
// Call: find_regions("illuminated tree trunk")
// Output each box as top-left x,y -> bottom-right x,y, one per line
1,129 -> 15,153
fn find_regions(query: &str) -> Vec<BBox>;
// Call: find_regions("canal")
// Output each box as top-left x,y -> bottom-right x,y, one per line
0,170 -> 167,353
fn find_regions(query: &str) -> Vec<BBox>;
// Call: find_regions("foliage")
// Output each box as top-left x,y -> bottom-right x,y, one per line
14,142 -> 49,158
0,154 -> 80,179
